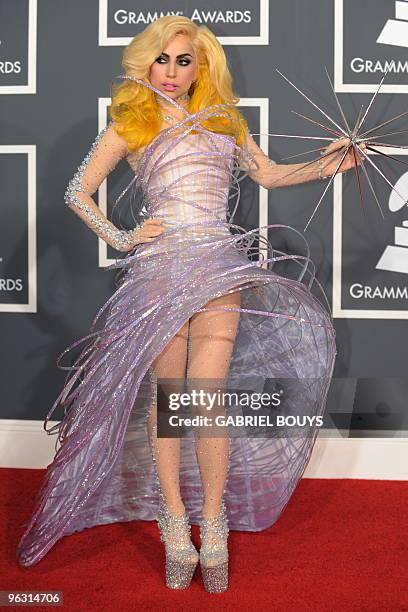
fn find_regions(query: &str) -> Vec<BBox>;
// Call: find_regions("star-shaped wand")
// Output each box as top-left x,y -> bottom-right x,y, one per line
259,66 -> 408,231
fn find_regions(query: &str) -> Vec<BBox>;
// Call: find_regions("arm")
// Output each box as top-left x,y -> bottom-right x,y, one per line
239,131 -> 326,189
240,131 -> 363,190
64,120 -> 135,251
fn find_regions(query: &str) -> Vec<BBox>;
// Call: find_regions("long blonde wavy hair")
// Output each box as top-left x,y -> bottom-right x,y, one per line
108,15 -> 248,152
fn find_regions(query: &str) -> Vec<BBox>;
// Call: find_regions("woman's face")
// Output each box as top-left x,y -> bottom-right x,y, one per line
149,33 -> 197,102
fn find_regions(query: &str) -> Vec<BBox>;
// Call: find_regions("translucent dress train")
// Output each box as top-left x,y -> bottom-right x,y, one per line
16,77 -> 337,567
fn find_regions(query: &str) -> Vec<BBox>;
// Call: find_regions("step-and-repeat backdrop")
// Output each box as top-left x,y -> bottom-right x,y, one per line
0,1 -> 407,438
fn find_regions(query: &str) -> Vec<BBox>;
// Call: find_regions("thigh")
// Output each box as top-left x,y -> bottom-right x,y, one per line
151,319 -> 190,379
188,290 -> 241,380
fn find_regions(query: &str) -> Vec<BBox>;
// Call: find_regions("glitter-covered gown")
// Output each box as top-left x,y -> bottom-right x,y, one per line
16,77 -> 337,567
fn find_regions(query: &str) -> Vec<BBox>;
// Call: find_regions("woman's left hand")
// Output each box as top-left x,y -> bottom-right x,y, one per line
321,137 -> 367,176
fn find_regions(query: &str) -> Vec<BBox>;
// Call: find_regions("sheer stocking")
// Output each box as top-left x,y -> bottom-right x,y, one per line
188,291 -> 241,519
147,290 -> 241,522
147,320 -> 189,517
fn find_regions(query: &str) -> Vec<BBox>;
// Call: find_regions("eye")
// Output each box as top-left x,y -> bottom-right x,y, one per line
155,56 -> 191,66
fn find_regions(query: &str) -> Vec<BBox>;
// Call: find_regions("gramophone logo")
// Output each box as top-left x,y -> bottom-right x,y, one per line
334,0 -> 408,93
332,151 -> 408,319
377,0 -> 408,47
375,171 -> 408,274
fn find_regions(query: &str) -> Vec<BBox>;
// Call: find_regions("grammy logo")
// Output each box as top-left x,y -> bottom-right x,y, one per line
377,0 -> 408,48
376,169 -> 408,274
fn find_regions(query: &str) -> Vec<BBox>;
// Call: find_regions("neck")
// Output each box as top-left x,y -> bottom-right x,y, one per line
156,93 -> 190,110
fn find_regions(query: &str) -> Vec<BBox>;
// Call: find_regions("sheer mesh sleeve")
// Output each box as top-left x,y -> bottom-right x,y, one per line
64,120 -> 135,251
238,130 -> 277,188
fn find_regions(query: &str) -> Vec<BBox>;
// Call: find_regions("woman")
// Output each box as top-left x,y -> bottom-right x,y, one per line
16,15 -> 364,593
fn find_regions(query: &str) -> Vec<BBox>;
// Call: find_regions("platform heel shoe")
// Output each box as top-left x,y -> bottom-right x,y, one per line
147,410 -> 199,590
199,499 -> 229,593
157,490 -> 199,589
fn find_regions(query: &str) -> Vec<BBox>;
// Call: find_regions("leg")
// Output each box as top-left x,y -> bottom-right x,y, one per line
147,319 -> 189,516
188,290 -> 241,519
148,321 -> 201,588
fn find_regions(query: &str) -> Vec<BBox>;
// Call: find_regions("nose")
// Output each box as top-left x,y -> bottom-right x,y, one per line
166,61 -> 177,79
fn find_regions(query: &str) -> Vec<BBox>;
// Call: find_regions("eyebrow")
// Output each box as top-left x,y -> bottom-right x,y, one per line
159,52 -> 193,59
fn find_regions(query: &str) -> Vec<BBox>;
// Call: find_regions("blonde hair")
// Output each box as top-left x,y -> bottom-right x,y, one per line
109,15 -> 248,152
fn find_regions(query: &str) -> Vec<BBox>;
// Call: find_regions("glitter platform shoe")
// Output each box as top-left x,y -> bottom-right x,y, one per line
199,499 -> 229,593
148,417 -> 199,589
157,490 -> 199,589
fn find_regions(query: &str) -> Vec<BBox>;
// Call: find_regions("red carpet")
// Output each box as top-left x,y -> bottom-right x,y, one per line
1,468 -> 407,611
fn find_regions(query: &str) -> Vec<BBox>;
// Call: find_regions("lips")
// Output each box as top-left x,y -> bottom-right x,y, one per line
162,82 -> 178,91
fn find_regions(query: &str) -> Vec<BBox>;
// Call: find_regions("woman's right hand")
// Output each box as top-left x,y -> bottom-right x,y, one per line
127,218 -> 168,249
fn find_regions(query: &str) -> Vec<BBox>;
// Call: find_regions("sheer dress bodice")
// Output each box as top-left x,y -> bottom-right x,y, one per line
126,129 -> 237,238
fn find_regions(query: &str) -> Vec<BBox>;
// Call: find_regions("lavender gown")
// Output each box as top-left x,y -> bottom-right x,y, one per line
16,77 -> 337,567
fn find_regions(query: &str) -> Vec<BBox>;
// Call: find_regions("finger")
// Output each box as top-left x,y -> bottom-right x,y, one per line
332,137 -> 348,149
147,218 -> 165,224
328,140 -> 347,155
145,229 -> 165,239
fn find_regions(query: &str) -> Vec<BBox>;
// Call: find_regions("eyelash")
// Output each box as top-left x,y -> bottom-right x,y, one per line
156,57 -> 191,66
